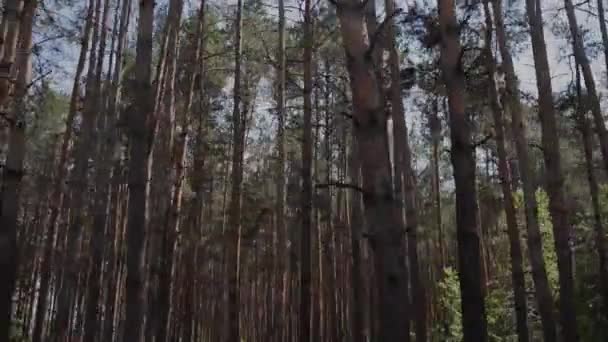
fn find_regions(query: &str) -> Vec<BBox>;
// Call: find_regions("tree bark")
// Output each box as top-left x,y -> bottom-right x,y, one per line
155,1 -> 184,340
30,2 -> 95,339
482,2 -> 529,341
82,0 -> 112,338
348,133 -> 365,342
0,0 -> 35,339
146,0 -> 184,335
597,0 -> 608,87
300,0 -> 313,341
0,0 -> 24,106
226,0 -> 244,340
274,1 -> 288,340
123,0 -> 155,339
575,63 -> 608,329
491,1 -> 558,339
180,2 -> 205,341
564,0 -> 608,179
525,0 -> 578,340
332,1 -> 410,341
101,1 -> 131,340
384,0 -> 426,339
53,0 -> 102,336
437,0 -> 488,340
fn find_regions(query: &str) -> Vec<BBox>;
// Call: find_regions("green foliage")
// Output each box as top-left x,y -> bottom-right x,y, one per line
27,83 -> 69,166
485,287 -> 517,341
10,321 -> 28,342
432,267 -> 517,341
512,189 -> 559,292
535,189 -> 559,294
573,184 -> 608,340
432,267 -> 462,342
431,187 -> 567,341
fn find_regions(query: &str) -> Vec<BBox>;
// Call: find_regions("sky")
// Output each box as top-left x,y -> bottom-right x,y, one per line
512,0 -> 607,96
42,0 -> 608,103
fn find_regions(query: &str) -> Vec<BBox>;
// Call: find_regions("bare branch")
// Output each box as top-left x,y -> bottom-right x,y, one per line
316,181 -> 364,193
472,133 -> 493,148
529,142 -> 544,152
366,9 -> 404,58
27,70 -> 53,89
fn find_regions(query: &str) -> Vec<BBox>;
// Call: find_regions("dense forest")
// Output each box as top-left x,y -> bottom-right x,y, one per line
2,0 -> 608,340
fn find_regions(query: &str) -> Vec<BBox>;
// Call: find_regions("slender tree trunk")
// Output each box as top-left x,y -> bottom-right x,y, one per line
101,1 -> 131,340
300,0 -> 313,341
491,1 -> 558,339
384,1 -> 426,339
574,63 -> 608,329
82,0 -> 112,338
30,1 -> 94,339
53,0 -> 102,337
597,0 -> 608,87
124,0 -> 155,338
525,0 -> 578,340
275,1 -> 288,340
322,61 -> 339,342
101,164 -> 123,342
0,0 -> 24,106
348,133 -> 365,342
482,2 -> 529,341
155,1 -> 185,340
565,0 -> 608,178
0,0 -> 35,339
146,0 -> 184,334
181,2 -> 206,341
430,100 -> 445,271
226,0 -> 244,340
430,99 -> 444,331
332,1 -> 410,341
437,0 -> 487,340
312,84 -> 322,342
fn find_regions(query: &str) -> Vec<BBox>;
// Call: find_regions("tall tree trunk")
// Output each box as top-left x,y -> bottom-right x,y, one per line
275,1 -> 288,340
146,0 -> 184,335
430,100 -> 445,270
155,0 -> 184,340
574,63 -> 608,329
525,0 -> 578,340
332,1 -> 410,340
314,130 -> 324,342
53,0 -> 102,337
565,0 -> 608,178
597,0 -> 608,87
226,0 -> 244,340
180,2 -> 206,341
124,0 -> 155,338
482,2 -> 529,341
429,99 -> 446,333
101,163 -> 124,342
321,61 -> 338,342
0,0 -> 24,105
82,0 -> 112,338
101,0 -> 131,340
437,0 -> 488,340
384,0 -> 426,339
300,0 -> 313,341
491,1 -> 558,339
348,133 -> 365,342
30,2 -> 95,340
0,0 -> 35,339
